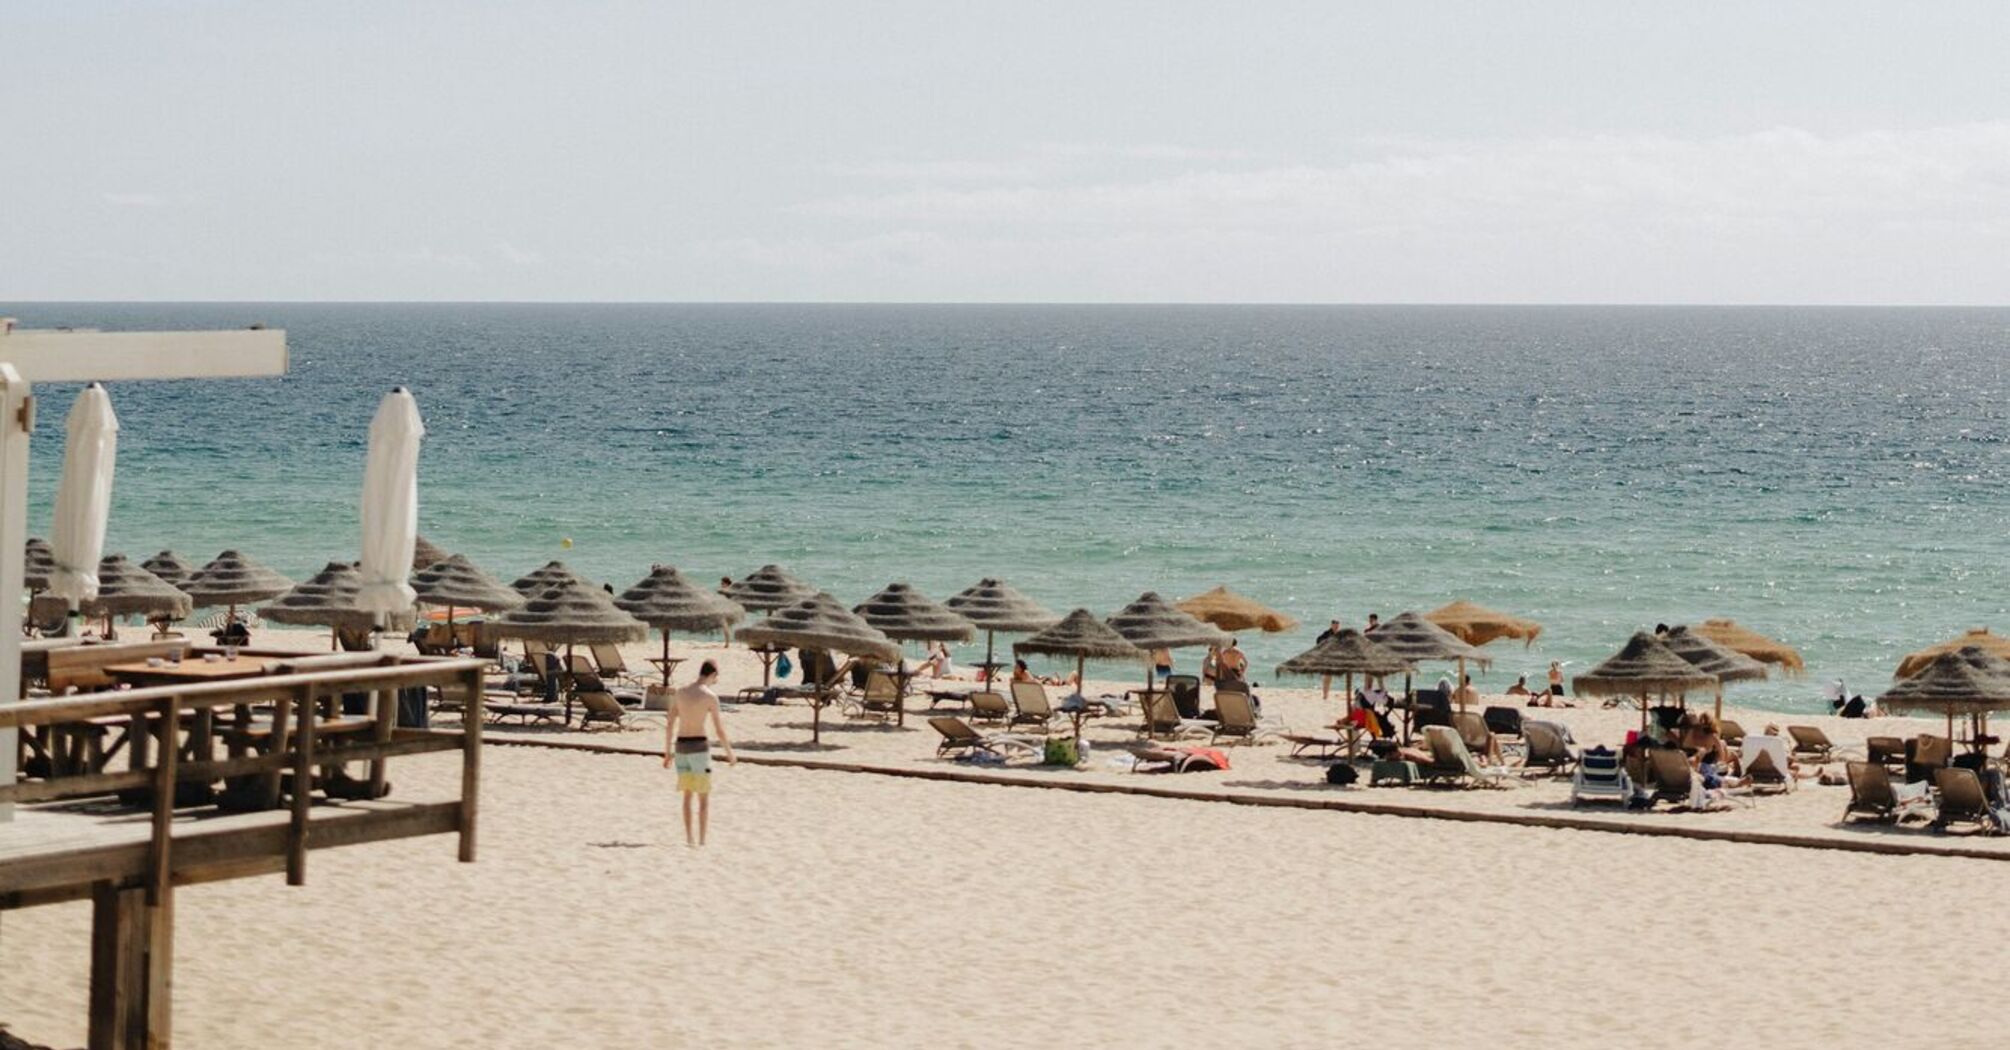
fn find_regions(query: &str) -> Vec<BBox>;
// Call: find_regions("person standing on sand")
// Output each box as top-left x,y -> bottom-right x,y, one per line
663,660 -> 737,847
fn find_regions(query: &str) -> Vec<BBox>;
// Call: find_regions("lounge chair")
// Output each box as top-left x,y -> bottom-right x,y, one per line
574,688 -> 633,731
1450,710 -> 1500,760
590,643 -> 648,690
1841,761 -> 1929,824
1209,688 -> 1283,745
928,716 -> 1041,761
1740,736 -> 1795,794
1482,705 -> 1523,740
1571,747 -> 1632,804
1139,691 -> 1214,740
1866,736 -> 1907,772
1786,725 -> 1836,763
1520,721 -> 1576,778
1718,720 -> 1747,747
1932,767 -> 2000,834
1008,680 -> 1062,734
1907,734 -> 1953,784
1164,674 -> 1203,719
842,671 -> 904,721
1418,725 -> 1511,788
967,690 -> 1012,725
570,669 -> 643,706
1646,747 -> 1702,807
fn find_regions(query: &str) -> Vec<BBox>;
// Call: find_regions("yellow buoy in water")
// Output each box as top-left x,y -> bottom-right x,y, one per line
560,537 -> 573,550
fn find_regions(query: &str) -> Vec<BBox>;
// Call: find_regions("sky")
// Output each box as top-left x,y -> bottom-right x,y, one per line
4,0 -> 2010,304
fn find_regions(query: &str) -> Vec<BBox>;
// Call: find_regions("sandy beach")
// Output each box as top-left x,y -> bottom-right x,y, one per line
3,627 -> 2004,1049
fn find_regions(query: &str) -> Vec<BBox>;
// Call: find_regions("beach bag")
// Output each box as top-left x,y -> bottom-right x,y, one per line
776,653 -> 793,678
1043,737 -> 1080,766
1325,763 -> 1359,786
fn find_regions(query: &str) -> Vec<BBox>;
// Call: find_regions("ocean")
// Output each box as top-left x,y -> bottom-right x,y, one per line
6,302 -> 2006,713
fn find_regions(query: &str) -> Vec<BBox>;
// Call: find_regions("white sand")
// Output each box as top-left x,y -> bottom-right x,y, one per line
2,627 -> 2000,1047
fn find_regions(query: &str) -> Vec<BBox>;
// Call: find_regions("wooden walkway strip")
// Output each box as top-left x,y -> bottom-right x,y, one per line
486,737 -> 2010,864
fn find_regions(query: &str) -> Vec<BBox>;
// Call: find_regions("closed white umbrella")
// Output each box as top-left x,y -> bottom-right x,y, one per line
46,383 -> 119,612
356,387 -> 425,627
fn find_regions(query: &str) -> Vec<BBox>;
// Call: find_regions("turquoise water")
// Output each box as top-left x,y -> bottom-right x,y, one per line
6,303 -> 2006,711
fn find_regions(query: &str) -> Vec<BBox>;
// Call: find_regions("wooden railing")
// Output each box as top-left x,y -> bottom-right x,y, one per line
0,654 -> 487,895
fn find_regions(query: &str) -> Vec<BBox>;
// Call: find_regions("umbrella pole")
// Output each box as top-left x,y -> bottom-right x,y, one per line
1457,657 -> 1467,712
1714,684 -> 1723,723
985,630 -> 996,686
1321,674 -> 1330,702
661,630 -> 673,686
1344,672 -> 1356,761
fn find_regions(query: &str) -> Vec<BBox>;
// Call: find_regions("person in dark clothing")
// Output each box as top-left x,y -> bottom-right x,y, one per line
1316,619 -> 1344,643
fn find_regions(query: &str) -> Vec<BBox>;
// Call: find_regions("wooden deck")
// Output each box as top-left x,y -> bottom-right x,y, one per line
0,653 -> 488,1049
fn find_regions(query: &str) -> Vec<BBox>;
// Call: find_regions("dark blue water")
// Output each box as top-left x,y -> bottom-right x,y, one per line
7,302 -> 2006,710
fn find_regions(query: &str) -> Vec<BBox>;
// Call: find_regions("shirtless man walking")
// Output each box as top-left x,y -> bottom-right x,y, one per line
663,660 -> 736,847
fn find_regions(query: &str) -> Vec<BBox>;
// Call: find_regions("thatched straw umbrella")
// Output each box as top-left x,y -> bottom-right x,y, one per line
1275,628 -> 1412,757
854,583 -> 975,643
1660,625 -> 1769,720
410,534 -> 448,573
28,554 -> 192,637
1276,628 -> 1414,702
615,565 -> 747,685
491,578 -> 649,724
723,564 -> 815,613
1693,618 -> 1804,676
943,578 -> 1060,682
510,560 -> 587,597
737,593 -> 899,744
1424,600 -> 1543,648
1896,628 -> 2010,680
262,561 -> 411,648
23,536 -> 53,592
412,554 -> 525,649
1016,609 -> 1143,739
1176,586 -> 1299,634
1367,611 -> 1492,711
1107,591 -> 1231,696
1574,631 -> 1719,730
1879,646 -> 2010,744
140,550 -> 193,589
183,550 -> 294,630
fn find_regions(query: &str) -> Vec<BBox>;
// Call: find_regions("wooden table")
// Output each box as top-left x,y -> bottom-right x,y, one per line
647,656 -> 686,686
104,656 -> 277,796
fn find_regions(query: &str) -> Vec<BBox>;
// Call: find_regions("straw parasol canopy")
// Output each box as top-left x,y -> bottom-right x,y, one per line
616,565 -> 747,634
1366,611 -> 1492,669
1693,618 -> 1804,675
413,554 -> 525,613
1896,628 -> 2010,680
491,576 -> 648,645
853,583 -> 975,643
1176,585 -> 1299,634
262,560 -> 412,633
411,534 -> 448,572
510,560 -> 588,597
1015,609 -> 1143,662
1106,591 -> 1232,651
140,550 -> 193,589
1424,600 -> 1543,648
943,577 -> 1061,676
183,550 -> 294,607
29,554 -> 191,622
23,537 -> 54,591
1573,632 -> 1719,699
723,564 -> 816,613
1877,647 -> 2010,717
944,578 -> 1060,633
1276,629 -> 1413,680
1660,625 -> 1770,684
737,592 -> 900,662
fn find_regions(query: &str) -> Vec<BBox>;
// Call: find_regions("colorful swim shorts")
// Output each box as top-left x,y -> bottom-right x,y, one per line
673,740 -> 712,794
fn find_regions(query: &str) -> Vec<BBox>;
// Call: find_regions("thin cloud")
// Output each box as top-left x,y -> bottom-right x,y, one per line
101,191 -> 163,207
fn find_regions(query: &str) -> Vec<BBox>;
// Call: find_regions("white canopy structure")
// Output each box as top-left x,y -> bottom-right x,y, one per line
0,319 -> 287,820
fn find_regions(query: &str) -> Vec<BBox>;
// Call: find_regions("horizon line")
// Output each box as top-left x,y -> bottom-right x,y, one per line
8,299 -> 2010,309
